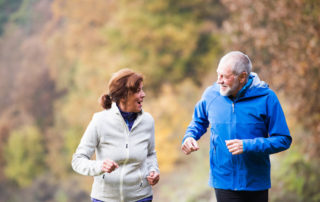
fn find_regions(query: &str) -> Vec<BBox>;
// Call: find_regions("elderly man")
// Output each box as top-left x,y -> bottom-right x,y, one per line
181,51 -> 292,202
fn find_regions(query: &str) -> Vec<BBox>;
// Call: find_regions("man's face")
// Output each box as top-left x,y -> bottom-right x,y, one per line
216,65 -> 240,97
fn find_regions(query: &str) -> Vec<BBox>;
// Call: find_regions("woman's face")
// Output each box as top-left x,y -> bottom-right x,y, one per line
120,82 -> 145,113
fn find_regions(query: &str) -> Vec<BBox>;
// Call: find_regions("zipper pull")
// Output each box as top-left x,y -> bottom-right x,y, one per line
126,144 -> 128,149
232,103 -> 235,113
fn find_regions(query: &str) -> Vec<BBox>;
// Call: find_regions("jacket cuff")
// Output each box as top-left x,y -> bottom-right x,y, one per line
95,160 -> 104,176
149,167 -> 160,174
242,139 -> 252,153
182,134 -> 196,144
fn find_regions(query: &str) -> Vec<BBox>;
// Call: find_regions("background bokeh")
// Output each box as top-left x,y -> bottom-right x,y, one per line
0,0 -> 319,201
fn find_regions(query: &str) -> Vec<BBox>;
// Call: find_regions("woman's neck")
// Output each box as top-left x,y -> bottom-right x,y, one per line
118,101 -> 129,112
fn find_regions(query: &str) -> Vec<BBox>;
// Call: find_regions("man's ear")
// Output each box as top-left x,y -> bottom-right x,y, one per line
239,72 -> 248,84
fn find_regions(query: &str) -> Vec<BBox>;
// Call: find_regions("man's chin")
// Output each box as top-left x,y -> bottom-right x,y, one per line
220,90 -> 230,96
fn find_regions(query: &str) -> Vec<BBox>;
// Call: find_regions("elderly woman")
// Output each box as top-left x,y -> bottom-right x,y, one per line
72,69 -> 160,202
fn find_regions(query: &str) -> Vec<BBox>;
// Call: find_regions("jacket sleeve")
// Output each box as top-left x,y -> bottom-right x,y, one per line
71,114 -> 104,176
182,98 -> 209,144
242,92 -> 292,154
146,119 -> 159,174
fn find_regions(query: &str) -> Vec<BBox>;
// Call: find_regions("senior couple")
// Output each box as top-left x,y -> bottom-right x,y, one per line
71,51 -> 292,202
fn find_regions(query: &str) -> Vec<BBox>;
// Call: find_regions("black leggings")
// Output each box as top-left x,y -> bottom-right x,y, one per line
215,189 -> 268,202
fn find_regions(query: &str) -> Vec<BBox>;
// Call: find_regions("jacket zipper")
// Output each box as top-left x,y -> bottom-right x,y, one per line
232,102 -> 235,113
231,100 -> 236,189
119,119 -> 130,202
118,112 -> 141,202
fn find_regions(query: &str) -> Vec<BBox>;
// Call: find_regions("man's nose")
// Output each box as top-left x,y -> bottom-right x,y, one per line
217,76 -> 223,84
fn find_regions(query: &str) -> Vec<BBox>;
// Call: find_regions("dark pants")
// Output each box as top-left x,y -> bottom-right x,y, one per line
92,195 -> 152,202
215,189 -> 268,202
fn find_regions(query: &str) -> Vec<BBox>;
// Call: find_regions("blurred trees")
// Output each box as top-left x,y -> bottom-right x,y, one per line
92,0 -> 227,89
145,81 -> 202,172
48,0 -> 226,90
0,0 -> 62,200
0,0 -> 22,35
221,0 -> 320,201
1,0 -> 320,201
0,0 -> 54,164
4,125 -> 45,187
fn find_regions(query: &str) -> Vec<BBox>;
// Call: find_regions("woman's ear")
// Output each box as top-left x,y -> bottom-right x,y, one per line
119,96 -> 126,106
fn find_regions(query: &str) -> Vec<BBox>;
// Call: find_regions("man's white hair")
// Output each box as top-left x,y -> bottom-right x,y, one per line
218,51 -> 252,75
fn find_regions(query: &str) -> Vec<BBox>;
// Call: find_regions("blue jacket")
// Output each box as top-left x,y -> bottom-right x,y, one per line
183,73 -> 292,191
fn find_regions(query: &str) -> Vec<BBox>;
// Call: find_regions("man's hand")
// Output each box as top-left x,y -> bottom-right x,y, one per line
147,171 -> 160,186
102,159 -> 119,173
181,137 -> 199,155
226,139 -> 243,155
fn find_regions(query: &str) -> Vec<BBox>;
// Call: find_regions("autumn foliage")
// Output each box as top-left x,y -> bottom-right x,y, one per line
0,0 -> 319,201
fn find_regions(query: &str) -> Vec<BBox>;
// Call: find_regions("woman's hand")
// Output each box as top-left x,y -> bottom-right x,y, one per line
147,171 -> 160,186
102,159 -> 119,173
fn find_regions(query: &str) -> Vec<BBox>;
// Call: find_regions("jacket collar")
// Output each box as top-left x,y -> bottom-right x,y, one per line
110,102 -> 143,114
110,102 -> 144,130
235,72 -> 269,100
235,74 -> 254,99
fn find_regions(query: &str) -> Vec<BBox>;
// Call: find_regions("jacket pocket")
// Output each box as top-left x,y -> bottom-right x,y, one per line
137,167 -> 148,191
101,169 -> 120,191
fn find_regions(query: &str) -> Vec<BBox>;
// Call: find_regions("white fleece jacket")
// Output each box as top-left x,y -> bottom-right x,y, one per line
71,103 -> 159,202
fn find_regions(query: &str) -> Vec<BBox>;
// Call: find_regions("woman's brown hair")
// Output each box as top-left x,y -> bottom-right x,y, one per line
99,69 -> 143,109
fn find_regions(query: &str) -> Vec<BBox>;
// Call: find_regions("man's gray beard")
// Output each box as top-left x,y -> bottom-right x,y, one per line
219,81 -> 240,97
220,88 -> 231,96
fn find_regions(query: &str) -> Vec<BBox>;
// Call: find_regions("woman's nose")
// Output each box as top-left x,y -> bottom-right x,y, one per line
141,90 -> 146,98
